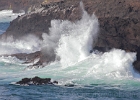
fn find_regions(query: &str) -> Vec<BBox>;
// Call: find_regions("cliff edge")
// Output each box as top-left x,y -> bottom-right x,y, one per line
0,0 -> 44,13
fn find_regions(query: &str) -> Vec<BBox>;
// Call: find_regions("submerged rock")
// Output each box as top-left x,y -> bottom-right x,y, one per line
16,76 -> 58,85
64,84 -> 75,87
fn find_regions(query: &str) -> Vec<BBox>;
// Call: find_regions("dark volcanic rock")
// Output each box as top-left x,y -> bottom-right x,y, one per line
16,76 -> 58,85
0,0 -> 44,13
97,17 -> 140,52
133,61 -> 140,72
1,0 -> 140,72
93,46 -> 112,53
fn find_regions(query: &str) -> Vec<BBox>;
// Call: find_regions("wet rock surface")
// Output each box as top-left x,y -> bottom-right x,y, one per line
16,76 -> 58,85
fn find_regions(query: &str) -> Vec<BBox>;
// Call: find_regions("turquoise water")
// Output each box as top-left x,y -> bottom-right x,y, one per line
0,56 -> 140,100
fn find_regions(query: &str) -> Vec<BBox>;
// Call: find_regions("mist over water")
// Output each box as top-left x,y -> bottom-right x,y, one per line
0,35 -> 41,55
56,2 -> 99,67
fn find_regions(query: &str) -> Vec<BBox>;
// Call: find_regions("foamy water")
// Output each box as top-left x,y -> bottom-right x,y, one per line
56,14 -> 99,67
0,35 -> 41,55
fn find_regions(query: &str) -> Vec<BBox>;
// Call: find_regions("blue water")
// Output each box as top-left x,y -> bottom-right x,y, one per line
0,84 -> 140,100
0,22 -> 9,34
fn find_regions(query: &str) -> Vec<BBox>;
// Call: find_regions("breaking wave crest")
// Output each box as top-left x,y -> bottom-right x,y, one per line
56,2 -> 99,67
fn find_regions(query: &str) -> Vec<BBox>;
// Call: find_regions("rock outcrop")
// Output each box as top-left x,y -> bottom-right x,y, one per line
0,0 -> 44,13
1,50 -> 55,69
1,0 -> 140,72
16,76 -> 58,85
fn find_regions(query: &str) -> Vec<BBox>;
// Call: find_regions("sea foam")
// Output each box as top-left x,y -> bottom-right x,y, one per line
56,2 -> 99,67
0,35 -> 41,55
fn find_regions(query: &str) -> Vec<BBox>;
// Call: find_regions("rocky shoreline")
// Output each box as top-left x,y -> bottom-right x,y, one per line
1,0 -> 140,72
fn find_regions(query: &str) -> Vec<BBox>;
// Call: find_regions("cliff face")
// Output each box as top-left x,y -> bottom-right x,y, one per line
1,0 -> 140,71
2,0 -> 140,45
0,0 -> 44,12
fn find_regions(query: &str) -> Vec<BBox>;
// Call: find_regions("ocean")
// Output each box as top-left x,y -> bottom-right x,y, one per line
0,4 -> 140,100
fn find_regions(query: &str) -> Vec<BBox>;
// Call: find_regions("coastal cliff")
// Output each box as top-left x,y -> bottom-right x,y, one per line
1,0 -> 140,72
0,0 -> 44,13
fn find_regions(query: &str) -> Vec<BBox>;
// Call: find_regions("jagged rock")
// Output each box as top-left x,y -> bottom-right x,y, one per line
0,0 -> 44,13
10,51 -> 41,61
16,76 -> 58,85
93,46 -> 112,53
41,0 -> 64,8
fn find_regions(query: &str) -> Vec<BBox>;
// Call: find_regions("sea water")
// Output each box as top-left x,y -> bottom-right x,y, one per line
0,3 -> 140,100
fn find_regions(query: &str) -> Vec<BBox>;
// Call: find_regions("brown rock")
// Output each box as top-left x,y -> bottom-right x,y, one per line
133,61 -> 140,72
0,0 -> 44,13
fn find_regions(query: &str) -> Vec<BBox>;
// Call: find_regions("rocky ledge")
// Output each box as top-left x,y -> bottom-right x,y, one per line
1,0 -> 140,72
16,76 -> 58,85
